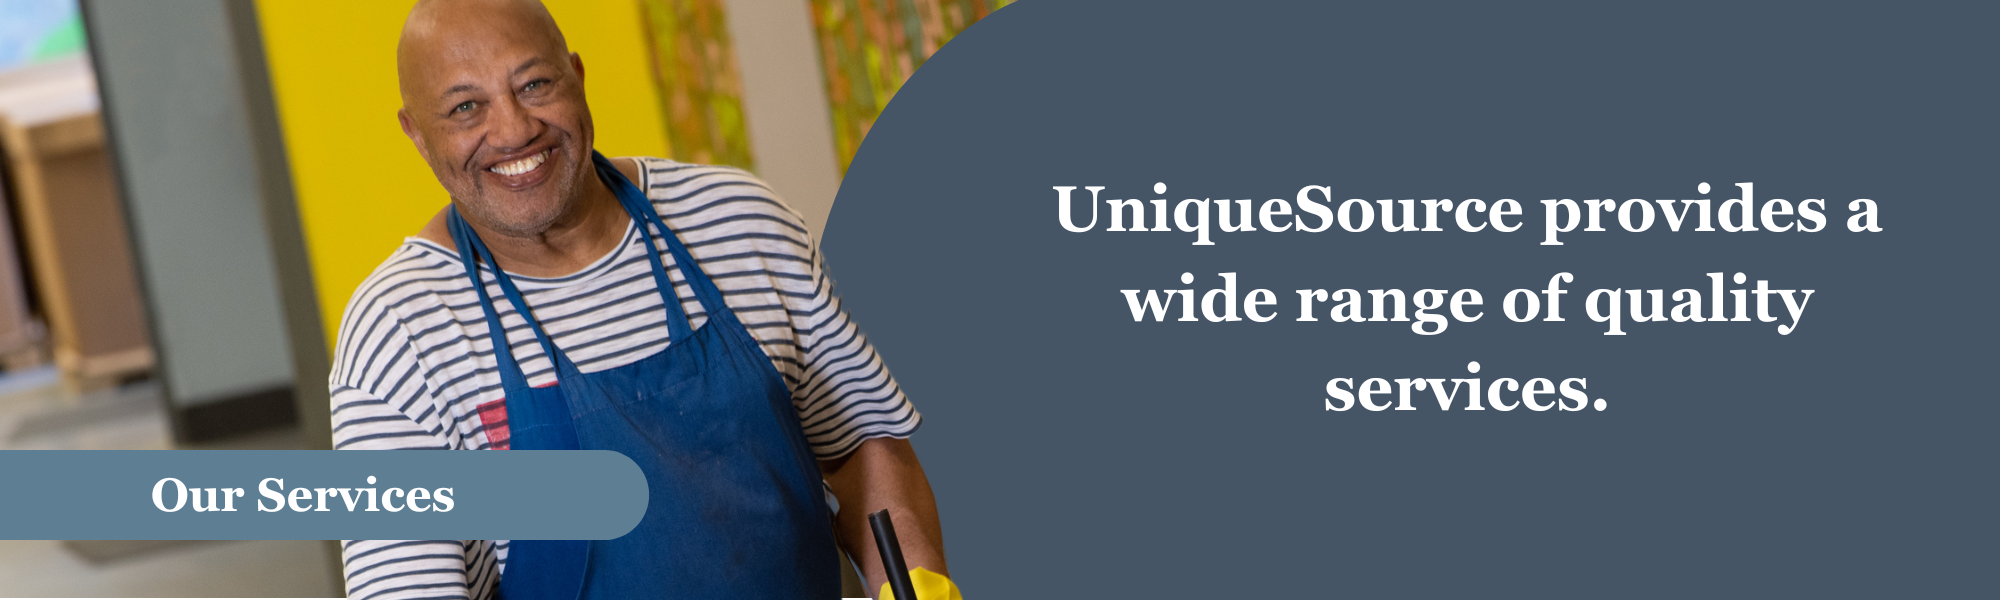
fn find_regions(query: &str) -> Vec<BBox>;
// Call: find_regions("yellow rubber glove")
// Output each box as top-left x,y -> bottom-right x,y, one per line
876,567 -> 962,600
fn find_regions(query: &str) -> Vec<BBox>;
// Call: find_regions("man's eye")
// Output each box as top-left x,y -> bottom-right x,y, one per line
453,101 -> 475,114
523,80 -> 544,92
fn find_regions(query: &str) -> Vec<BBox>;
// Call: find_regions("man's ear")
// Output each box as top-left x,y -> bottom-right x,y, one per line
570,52 -> 584,83
397,107 -> 430,162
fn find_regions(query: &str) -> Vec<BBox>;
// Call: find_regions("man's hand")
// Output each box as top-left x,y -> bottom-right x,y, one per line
821,437 -> 947,594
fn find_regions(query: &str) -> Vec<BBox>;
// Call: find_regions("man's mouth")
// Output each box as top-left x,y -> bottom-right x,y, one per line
488,150 -> 550,177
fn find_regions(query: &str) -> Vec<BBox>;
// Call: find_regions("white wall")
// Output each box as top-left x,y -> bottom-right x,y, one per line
723,0 -> 844,239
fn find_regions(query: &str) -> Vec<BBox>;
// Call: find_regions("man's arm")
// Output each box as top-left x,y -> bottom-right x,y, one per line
821,437 -> 946,594
330,258 -> 499,598
714,157 -> 938,591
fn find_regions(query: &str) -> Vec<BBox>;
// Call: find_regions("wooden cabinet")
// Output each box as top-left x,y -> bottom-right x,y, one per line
0,60 -> 154,390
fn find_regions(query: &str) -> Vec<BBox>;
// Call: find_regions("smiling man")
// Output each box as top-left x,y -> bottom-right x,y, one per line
327,1 -> 950,598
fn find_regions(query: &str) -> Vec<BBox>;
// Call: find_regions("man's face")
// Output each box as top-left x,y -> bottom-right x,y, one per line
398,9 -> 593,237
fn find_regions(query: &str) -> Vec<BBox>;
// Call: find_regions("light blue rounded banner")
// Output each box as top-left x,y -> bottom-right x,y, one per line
0,450 -> 647,540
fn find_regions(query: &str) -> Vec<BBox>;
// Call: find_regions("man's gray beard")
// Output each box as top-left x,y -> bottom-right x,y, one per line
455,157 -> 588,239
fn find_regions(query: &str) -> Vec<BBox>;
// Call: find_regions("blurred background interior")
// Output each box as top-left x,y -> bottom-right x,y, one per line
0,0 -> 1005,595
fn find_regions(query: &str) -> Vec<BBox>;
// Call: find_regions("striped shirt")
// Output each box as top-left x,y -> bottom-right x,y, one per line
328,157 -> 918,599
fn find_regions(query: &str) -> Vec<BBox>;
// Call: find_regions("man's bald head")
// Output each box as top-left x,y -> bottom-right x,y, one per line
398,0 -> 570,107
394,0 -> 601,239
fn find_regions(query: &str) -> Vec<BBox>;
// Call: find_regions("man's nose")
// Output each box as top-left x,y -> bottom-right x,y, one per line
487,95 -> 545,150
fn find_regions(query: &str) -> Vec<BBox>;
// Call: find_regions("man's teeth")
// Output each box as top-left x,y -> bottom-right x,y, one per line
489,150 -> 549,176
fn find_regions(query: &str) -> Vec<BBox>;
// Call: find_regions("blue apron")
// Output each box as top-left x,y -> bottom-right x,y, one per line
447,152 -> 841,599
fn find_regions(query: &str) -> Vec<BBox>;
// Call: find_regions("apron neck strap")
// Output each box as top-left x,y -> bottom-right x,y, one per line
591,151 -> 733,332
446,205 -> 567,379
442,151 -> 738,381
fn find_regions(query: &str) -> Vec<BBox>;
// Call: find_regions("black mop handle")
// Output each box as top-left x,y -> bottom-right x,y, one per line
868,509 -> 919,600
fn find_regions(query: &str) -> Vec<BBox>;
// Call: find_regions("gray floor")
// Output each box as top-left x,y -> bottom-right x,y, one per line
0,367 -> 342,597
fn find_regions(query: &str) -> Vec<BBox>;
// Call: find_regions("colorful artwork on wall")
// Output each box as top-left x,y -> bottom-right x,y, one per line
809,0 -> 1011,173
636,0 -> 754,170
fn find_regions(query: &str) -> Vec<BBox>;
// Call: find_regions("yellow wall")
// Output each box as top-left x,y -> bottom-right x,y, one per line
254,0 -> 670,346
